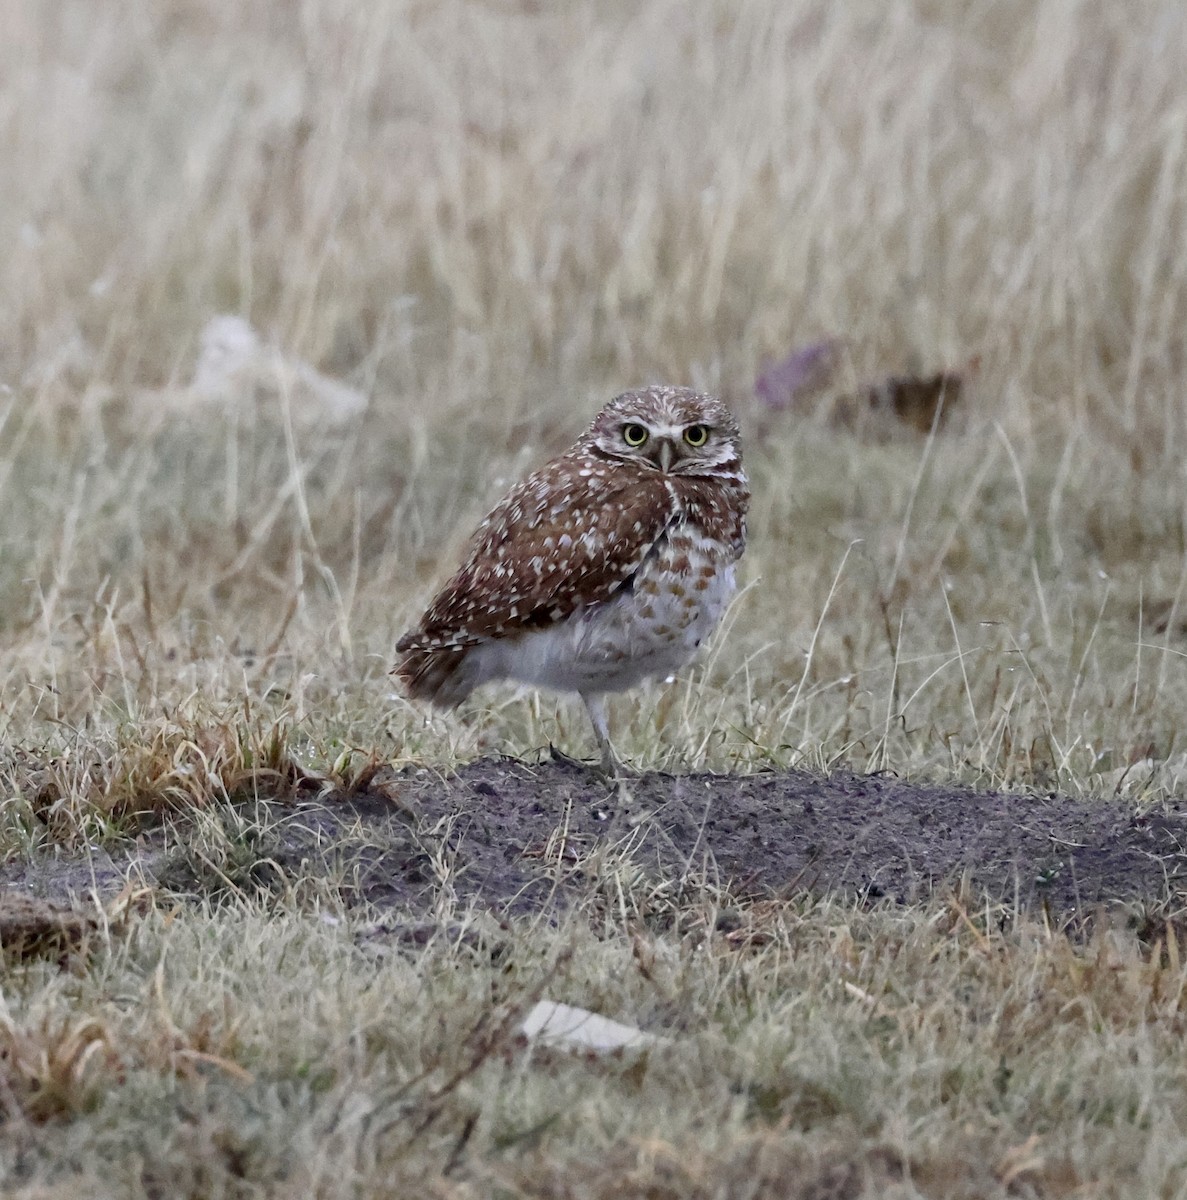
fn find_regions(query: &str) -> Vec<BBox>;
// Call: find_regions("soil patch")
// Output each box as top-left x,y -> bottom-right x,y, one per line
5,759 -> 1187,924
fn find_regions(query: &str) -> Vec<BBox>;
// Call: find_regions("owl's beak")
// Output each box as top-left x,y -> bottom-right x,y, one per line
657,439 -> 674,473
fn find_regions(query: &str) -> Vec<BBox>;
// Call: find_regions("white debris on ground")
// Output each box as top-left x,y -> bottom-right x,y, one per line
185,314 -> 368,425
519,1000 -> 665,1053
17,312 -> 369,428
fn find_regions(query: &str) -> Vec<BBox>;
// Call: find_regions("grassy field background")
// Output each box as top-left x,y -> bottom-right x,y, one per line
3,1 -> 1187,1195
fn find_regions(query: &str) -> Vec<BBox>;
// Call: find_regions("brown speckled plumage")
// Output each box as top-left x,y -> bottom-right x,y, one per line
396,386 -> 749,774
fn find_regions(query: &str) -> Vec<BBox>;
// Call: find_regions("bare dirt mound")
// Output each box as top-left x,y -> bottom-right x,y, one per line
352,758 -> 1187,918
7,759 -> 1187,925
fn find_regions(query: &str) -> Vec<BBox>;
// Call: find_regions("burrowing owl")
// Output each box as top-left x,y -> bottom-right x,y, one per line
395,385 -> 749,775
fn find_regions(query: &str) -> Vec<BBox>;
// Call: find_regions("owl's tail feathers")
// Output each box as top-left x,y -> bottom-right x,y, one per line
394,633 -> 475,707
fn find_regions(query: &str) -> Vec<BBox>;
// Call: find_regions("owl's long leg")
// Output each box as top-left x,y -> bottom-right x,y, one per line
581,692 -> 632,780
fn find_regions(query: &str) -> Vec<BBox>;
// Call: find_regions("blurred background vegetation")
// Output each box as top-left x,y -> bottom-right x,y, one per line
3,0 -> 1187,792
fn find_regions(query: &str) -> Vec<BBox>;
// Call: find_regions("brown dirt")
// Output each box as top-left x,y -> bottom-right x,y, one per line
6,759 -> 1187,927
0,893 -> 99,966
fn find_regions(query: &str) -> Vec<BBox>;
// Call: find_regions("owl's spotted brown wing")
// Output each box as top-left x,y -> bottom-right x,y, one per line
396,455 -> 676,700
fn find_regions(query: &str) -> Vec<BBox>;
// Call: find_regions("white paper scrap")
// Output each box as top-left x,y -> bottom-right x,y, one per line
519,1000 -> 664,1053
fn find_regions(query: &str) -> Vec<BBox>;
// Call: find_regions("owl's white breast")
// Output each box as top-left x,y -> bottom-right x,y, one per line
463,539 -> 737,697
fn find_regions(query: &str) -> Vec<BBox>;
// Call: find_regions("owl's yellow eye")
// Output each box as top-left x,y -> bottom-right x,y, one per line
622,423 -> 649,447
683,424 -> 709,447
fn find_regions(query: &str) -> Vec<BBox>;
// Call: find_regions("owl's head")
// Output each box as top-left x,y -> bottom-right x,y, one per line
586,386 -> 742,476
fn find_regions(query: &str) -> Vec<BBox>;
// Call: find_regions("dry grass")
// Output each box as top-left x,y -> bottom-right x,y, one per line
1,893 -> 1187,1197
4,0 -> 1187,1192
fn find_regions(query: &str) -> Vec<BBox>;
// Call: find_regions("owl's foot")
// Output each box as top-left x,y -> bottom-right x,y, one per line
597,747 -> 639,783
548,742 -> 637,783
548,743 -> 590,771
576,692 -> 639,785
